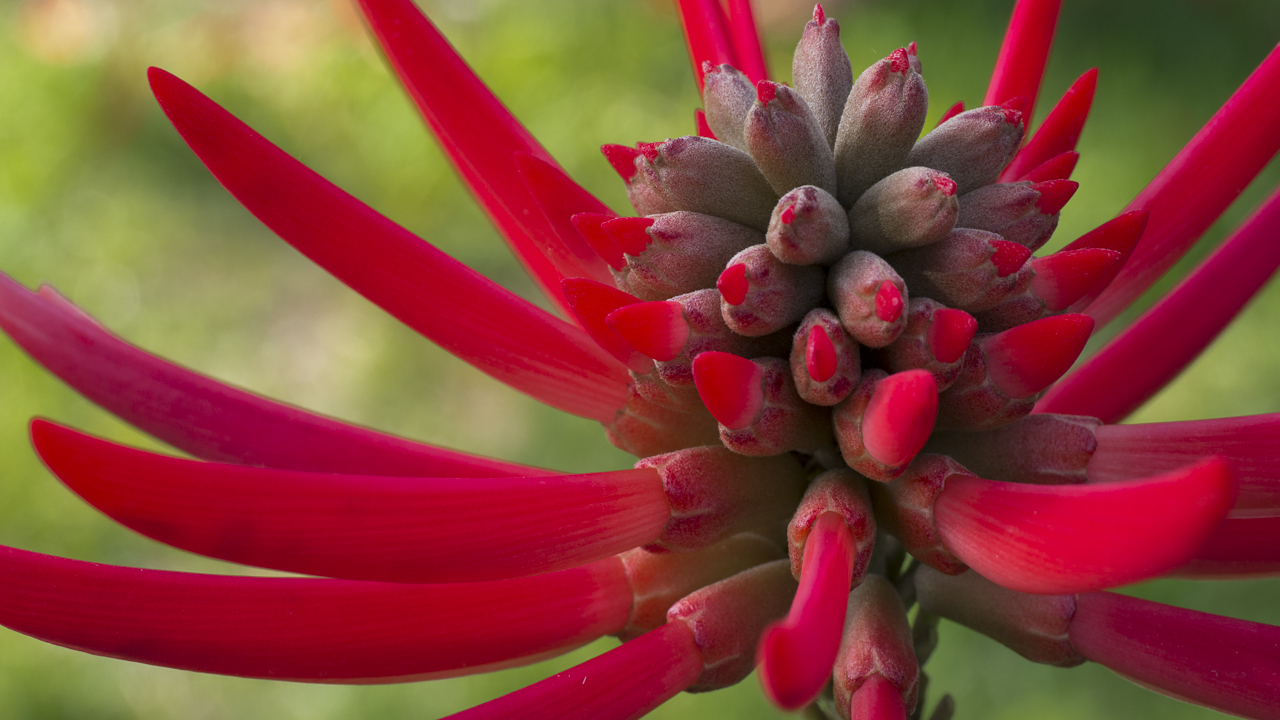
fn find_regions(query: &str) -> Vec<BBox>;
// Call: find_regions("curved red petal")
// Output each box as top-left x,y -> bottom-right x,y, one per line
1086,45 -> 1280,326
983,0 -> 1063,121
725,0 -> 768,84
0,545 -> 631,682
148,68 -> 630,423
515,153 -> 618,286
982,314 -> 1093,399
1070,591 -> 1280,720
562,279 -> 654,373
935,458 -> 1235,594
606,301 -> 689,362
355,0 -> 591,315
448,622 -> 702,720
1001,68 -> 1096,181
1178,514 -> 1280,578
677,0 -> 739,91
1038,187 -> 1280,423
0,275 -> 538,478
861,370 -> 938,469
33,420 -> 668,584
1028,247 -> 1122,312
692,352 -> 765,430
850,673 -> 908,720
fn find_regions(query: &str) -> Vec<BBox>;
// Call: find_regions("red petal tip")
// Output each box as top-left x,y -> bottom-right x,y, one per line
813,4 -> 825,24
601,144 -> 641,182
571,212 -> 625,270
989,239 -> 1032,277
850,673 -> 907,720
874,281 -> 904,322
718,263 -> 750,305
862,369 -> 939,468
806,325 -> 839,383
931,173 -> 957,197
1029,248 -> 1122,312
1022,151 -> 1080,182
938,101 -> 966,127
1033,179 -> 1079,214
907,41 -> 918,57
756,80 -> 779,105
692,352 -> 765,430
982,314 -> 1094,399
601,216 -> 656,256
605,301 -> 689,362
887,48 -> 910,74
926,309 -> 978,364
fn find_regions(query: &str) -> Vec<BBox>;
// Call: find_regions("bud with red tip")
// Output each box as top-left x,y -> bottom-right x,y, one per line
701,63 -> 755,151
637,445 -> 808,552
1059,209 -> 1149,312
790,309 -> 862,406
829,251 -> 909,347
767,184 -> 851,265
867,453 -> 971,574
833,369 -> 939,481
692,353 -> 834,456
889,228 -> 1032,313
1020,150 -> 1079,182
974,247 -> 1122,331
927,413 -> 1100,485
914,566 -> 1083,667
561,277 -> 653,373
834,48 -> 930,207
620,533 -> 785,641
603,211 -> 762,300
792,4 -> 853,148
956,179 -> 1078,251
634,136 -> 779,231
905,105 -> 1025,194
833,575 -> 919,720
667,560 -> 798,692
1001,68 -> 1098,182
719,244 -> 825,336
876,298 -> 978,391
936,314 -> 1094,430
602,143 -> 674,216
605,384 -> 722,457
745,81 -> 838,196
848,167 -> 959,254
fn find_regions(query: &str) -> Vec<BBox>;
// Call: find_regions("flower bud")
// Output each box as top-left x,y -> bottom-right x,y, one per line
790,308 -> 862,406
767,185 -> 851,265
635,136 -> 778,231
889,228 -> 1032,313
692,353 -> 835,456
956,179 -> 1077,251
875,298 -> 977,391
719,244 -> 826,337
828,250 -> 908,347
745,81 -> 838,196
787,469 -> 876,580
867,453 -> 971,574
605,384 -> 722,457
833,575 -> 919,719
833,369 -> 938,481
905,105 -> 1025,194
602,143 -> 675,216
792,5 -> 853,148
926,413 -> 1100,485
701,63 -> 755,151
848,167 -> 959,254
974,247 -> 1122,331
604,212 -> 763,301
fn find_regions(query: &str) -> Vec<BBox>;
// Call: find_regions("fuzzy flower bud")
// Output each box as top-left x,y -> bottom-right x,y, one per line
634,136 -> 779,231
828,250 -> 909,347
792,5 -> 853,148
766,184 -> 851,265
790,308 -> 862,406
603,212 -> 762,301
701,63 -> 755,151
905,104 -> 1025,194
719,244 -> 826,337
848,166 -> 959,254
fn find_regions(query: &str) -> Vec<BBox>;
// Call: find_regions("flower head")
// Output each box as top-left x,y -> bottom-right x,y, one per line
2,0 -> 1280,718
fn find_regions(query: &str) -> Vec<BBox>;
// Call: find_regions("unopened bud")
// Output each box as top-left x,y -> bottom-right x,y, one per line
956,180 -> 1077,251
635,136 -> 779,231
790,308 -> 862,406
602,143 -> 675,216
787,469 -> 876,580
692,353 -> 835,456
905,105 -> 1024,194
604,211 -> 763,301
767,185 -> 851,265
720,244 -> 826,337
867,453 -> 971,574
746,81 -> 838,196
792,6 -> 853,148
605,385 -> 722,457
833,369 -> 938,481
889,228 -> 1032,313
848,167 -> 959,254
833,575 -> 919,719
834,48 -> 930,207
702,63 -> 755,151
876,298 -> 978,391
926,413 -> 1101,485
974,247 -> 1123,331
828,251 -> 909,347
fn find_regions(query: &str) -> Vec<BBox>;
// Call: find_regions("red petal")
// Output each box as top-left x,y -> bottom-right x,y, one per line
1001,68 -> 1097,181
759,512 -> 856,710
1085,45 -> 1280,326
1070,591 -> 1280,720
148,68 -> 630,423
981,314 -> 1093,399
448,622 -> 702,720
850,673 -> 908,720
571,213 -> 625,269
983,0 -> 1063,121
515,153 -> 617,286
1020,150 -> 1079,182
989,239 -> 1032,277
937,101 -> 966,127
1032,179 -> 1078,214
33,420 -> 668,584
562,279 -> 653,373
354,0 -> 588,316
926,309 -> 978,364
0,545 -> 631,681
935,458 -> 1235,594
692,352 -> 764,430
676,0 -> 739,91
1179,514 -> 1280,578
1028,247 -> 1122,312
725,0 -> 768,84
1038,187 -> 1280,423
861,370 -> 938,469
0,276 -> 538,478
695,109 -> 718,139
606,301 -> 689,362
1089,414 -> 1280,510
874,281 -> 904,322
806,325 -> 839,383
717,263 -> 750,305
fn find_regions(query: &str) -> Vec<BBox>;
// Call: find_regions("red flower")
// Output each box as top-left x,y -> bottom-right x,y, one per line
2,1 -> 1280,718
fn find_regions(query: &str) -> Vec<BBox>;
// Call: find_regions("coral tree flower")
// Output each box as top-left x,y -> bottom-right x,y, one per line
2,0 -> 1280,719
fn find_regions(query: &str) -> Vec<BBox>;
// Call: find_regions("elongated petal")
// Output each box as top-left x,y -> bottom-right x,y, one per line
0,546 -> 631,682
1038,187 -> 1280,423
516,153 -> 617,286
1086,45 -> 1280,326
725,0 -> 768,84
449,622 -> 702,720
934,459 -> 1234,594
983,0 -> 1062,120
33,421 -> 669,584
1000,68 -> 1096,182
677,0 -> 739,91
1070,591 -> 1280,720
1178,514 -> 1280,578
1089,415 -> 1280,510
0,275 -> 538,478
354,0 -> 589,315
148,68 -> 630,423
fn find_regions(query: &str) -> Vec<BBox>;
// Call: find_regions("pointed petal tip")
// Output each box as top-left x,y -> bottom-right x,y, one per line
983,313 -> 1093,398
806,325 -> 839,382
601,144 -> 641,182
606,301 -> 689,362
692,352 -> 765,430
1033,179 -> 1079,214
1029,247 -> 1122,311
862,370 -> 938,468
989,239 -> 1032,277
927,309 -> 978,364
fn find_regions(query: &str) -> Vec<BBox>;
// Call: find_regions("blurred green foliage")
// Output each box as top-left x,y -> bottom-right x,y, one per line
0,0 -> 1277,717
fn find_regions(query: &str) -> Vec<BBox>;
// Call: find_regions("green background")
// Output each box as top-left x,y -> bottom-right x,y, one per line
0,0 -> 1278,717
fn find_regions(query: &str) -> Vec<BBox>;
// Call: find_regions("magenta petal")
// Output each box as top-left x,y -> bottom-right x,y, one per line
515,153 -> 618,287
677,0 -> 740,91
1086,46 -> 1280,326
0,545 -> 631,682
1178,514 -> 1280,578
759,512 -> 856,710
33,420 -> 669,584
1070,591 -> 1280,719
1000,68 -> 1096,182
1037,187 -> 1280,423
850,673 -> 908,720
354,0 -> 585,316
983,0 -> 1063,121
0,275 -> 540,478
1089,415 -> 1280,510
148,68 -> 630,423
934,458 -> 1235,594
725,0 -> 768,84
448,622 -> 702,720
